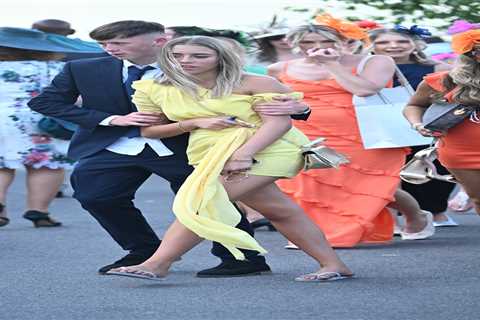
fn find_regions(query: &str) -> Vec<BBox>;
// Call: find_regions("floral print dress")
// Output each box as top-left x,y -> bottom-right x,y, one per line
0,60 -> 74,169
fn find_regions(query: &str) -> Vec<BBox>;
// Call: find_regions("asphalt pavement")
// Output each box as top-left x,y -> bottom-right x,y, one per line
1,171 -> 479,320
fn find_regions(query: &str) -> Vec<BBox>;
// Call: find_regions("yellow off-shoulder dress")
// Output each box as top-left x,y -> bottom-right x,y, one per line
132,79 -> 309,259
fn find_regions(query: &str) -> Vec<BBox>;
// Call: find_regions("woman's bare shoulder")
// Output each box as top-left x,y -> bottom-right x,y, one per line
240,73 -> 291,94
359,54 -> 395,69
267,61 -> 285,75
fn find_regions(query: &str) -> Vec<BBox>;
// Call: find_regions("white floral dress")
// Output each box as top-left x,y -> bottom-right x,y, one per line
0,60 -> 74,169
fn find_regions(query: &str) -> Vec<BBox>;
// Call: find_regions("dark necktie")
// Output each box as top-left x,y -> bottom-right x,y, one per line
124,65 -> 155,104
123,65 -> 155,138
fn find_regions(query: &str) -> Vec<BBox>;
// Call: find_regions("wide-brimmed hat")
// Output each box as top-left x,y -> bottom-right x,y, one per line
253,28 -> 290,40
0,27 -> 103,53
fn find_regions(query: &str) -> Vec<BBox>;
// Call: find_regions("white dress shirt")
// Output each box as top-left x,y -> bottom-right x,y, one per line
99,60 -> 173,156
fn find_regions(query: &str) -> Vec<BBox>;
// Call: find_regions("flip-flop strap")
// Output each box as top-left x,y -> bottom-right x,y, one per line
298,271 -> 343,281
118,267 -> 159,279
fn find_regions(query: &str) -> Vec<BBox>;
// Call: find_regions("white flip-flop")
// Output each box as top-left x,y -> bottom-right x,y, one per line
433,214 -> 459,227
295,271 -> 354,282
107,267 -> 165,281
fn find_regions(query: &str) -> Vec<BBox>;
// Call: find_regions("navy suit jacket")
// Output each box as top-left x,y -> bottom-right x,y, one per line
28,56 -> 188,160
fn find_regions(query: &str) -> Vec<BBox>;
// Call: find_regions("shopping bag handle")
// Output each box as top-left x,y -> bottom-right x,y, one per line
393,65 -> 415,96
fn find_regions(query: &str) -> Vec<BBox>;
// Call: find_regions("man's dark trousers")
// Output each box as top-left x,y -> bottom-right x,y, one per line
71,145 -> 264,263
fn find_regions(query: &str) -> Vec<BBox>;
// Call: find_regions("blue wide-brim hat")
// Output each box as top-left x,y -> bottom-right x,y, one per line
0,27 -> 103,53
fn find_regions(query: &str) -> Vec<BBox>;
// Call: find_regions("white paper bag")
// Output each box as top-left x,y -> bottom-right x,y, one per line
353,87 -> 433,149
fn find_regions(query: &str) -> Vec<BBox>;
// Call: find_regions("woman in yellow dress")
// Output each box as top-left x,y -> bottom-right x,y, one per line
108,36 -> 353,282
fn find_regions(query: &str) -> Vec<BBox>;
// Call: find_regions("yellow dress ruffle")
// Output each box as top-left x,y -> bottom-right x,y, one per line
132,79 -> 309,259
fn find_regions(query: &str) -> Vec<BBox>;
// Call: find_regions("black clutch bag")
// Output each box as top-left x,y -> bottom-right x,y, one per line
422,102 -> 474,132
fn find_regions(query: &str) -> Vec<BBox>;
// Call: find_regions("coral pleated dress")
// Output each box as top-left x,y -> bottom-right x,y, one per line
424,72 -> 480,169
276,66 -> 409,247
132,79 -> 309,260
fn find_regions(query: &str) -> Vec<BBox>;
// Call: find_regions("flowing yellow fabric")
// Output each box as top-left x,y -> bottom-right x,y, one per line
173,127 -> 262,259
132,80 -> 308,260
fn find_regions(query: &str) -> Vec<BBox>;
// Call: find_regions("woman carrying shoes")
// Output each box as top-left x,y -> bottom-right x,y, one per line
403,26 -> 480,215
107,36 -> 353,282
0,28 -> 73,228
369,26 -> 458,227
269,15 -> 434,248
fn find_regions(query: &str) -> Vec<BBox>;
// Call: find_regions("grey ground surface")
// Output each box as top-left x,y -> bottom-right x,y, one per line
1,172 -> 479,320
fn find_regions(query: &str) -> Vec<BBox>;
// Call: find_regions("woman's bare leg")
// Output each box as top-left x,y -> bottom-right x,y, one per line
25,167 -> 64,212
135,219 -> 204,276
109,175 -> 280,276
236,202 -> 266,223
0,168 -> 15,204
388,189 -> 428,233
232,179 -> 351,275
0,168 -> 15,219
112,175 -> 351,277
447,168 -> 480,214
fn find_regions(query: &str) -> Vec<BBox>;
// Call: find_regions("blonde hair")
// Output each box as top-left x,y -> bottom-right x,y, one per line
441,54 -> 480,105
286,25 -> 346,51
156,36 -> 244,99
368,29 -> 435,65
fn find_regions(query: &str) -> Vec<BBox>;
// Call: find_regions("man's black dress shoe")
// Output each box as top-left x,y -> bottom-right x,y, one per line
98,253 -> 150,274
196,260 -> 271,278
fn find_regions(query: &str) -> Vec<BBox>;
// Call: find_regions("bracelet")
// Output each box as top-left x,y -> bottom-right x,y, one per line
177,121 -> 188,133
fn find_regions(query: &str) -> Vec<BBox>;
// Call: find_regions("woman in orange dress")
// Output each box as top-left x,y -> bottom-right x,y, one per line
268,16 -> 434,248
404,28 -> 480,214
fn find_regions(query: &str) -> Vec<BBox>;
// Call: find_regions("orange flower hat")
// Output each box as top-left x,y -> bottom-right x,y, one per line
314,13 -> 370,43
451,29 -> 480,54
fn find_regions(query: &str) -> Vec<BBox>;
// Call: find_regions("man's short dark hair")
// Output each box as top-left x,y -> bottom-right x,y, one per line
32,19 -> 75,36
90,20 -> 164,41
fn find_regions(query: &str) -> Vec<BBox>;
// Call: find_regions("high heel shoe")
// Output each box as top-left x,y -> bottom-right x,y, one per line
250,218 -> 276,231
23,210 -> 62,228
0,203 -> 9,227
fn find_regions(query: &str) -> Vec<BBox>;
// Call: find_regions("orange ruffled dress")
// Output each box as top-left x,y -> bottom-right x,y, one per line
276,68 -> 409,247
424,72 -> 480,169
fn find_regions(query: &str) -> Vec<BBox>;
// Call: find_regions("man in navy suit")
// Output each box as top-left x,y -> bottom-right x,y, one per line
29,20 -> 311,277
